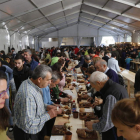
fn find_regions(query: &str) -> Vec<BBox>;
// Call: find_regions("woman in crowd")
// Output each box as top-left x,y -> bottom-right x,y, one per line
112,94 -> 140,140
0,59 -> 13,131
0,71 -> 10,140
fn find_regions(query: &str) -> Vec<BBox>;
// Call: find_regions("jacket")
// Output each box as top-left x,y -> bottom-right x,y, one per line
102,56 -> 110,63
25,59 -> 38,71
93,79 -> 128,140
13,64 -> 32,90
75,56 -> 84,68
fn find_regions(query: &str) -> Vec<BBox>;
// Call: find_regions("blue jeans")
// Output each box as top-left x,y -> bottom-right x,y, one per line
5,90 -> 13,126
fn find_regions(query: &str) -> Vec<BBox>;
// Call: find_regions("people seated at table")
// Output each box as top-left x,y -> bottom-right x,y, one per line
86,71 -> 128,140
108,53 -> 121,74
95,59 -> 119,83
112,94 -> 140,140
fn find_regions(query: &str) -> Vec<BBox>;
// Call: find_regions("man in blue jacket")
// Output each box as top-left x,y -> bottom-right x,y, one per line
24,49 -> 38,71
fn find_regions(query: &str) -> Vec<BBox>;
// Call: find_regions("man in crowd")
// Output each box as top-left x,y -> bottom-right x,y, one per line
88,50 -> 98,59
102,51 -> 111,63
95,59 -> 119,83
82,55 -> 93,73
108,53 -> 121,74
14,65 -> 61,140
112,47 -> 120,61
86,71 -> 128,140
75,52 -> 84,68
11,47 -> 16,58
13,54 -> 32,91
24,49 -> 38,70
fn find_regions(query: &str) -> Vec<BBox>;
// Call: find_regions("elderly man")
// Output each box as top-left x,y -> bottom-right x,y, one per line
14,65 -> 59,140
24,49 -> 39,70
95,59 -> 119,83
86,71 -> 128,140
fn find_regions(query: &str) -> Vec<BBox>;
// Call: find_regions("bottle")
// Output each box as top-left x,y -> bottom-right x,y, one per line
72,100 -> 76,113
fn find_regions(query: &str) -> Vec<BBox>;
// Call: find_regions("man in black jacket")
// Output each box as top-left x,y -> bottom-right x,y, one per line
102,51 -> 111,64
86,71 -> 128,140
13,54 -> 32,91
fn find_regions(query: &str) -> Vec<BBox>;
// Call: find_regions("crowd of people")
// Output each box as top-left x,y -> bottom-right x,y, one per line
0,45 -> 140,140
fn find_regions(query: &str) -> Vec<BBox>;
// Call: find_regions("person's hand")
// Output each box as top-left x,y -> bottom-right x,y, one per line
82,94 -> 89,99
46,105 -> 57,111
85,121 -> 93,130
86,120 -> 100,130
53,104 -> 61,108
67,95 -> 72,100
47,109 -> 57,119
60,98 -> 69,102
87,97 -> 93,102
57,108 -> 63,115
84,80 -> 88,84
92,97 -> 103,108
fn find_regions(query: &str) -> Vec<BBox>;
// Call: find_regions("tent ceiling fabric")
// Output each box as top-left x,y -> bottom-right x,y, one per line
1,0 -> 140,37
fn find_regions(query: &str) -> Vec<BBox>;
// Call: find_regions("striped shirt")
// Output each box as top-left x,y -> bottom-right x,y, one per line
14,79 -> 50,134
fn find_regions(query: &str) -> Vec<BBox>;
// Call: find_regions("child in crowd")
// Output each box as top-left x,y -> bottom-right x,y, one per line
125,55 -> 133,70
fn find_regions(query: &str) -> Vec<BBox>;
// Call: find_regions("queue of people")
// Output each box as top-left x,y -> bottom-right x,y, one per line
0,45 -> 140,140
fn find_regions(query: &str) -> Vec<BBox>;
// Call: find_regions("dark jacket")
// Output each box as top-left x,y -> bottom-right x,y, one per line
75,56 -> 84,68
13,65 -> 32,90
25,59 -> 39,71
100,79 -> 128,140
134,69 -> 140,93
101,79 -> 128,103
112,50 -> 120,61
82,61 -> 93,68
106,69 -> 119,83
102,56 -> 110,63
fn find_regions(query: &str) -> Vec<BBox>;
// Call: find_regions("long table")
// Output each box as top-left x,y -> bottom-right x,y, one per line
120,67 -> 135,97
54,63 -> 100,140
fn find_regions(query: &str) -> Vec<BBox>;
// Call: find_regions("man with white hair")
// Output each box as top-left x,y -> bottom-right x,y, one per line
86,71 -> 128,140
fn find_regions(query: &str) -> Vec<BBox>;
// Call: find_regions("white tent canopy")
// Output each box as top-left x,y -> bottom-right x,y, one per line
0,0 -> 139,37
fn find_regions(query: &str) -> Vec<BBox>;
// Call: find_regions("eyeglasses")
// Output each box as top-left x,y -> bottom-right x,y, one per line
0,88 -> 9,98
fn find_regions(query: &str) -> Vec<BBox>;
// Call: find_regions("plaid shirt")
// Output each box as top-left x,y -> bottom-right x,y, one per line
14,79 -> 50,134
